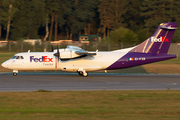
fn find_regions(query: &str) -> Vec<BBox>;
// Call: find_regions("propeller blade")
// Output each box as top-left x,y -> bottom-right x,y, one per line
57,44 -> 60,67
53,53 -> 59,57
53,44 -> 60,68
57,44 -> 60,58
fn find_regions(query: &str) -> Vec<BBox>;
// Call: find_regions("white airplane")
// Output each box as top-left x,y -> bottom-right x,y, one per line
1,22 -> 177,76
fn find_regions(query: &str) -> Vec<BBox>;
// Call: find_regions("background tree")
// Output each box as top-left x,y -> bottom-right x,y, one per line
46,0 -> 60,41
43,0 -> 53,41
0,0 -> 3,39
140,0 -> 180,41
141,0 -> 176,34
64,0 -> 98,40
1,0 -> 18,41
98,0 -> 112,39
0,0 -> 179,43
110,0 -> 128,30
110,27 -> 138,44
55,0 -> 72,41
125,0 -> 144,31
81,0 -> 99,35
98,0 -> 128,39
11,0 -> 45,40
169,0 -> 180,42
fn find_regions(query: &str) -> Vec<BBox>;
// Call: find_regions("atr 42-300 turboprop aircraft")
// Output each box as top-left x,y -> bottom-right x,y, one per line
1,22 -> 178,76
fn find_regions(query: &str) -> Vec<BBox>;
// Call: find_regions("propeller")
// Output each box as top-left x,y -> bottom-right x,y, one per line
53,44 -> 60,68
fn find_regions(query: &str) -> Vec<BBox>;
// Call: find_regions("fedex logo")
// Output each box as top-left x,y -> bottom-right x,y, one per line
151,36 -> 169,42
30,56 -> 53,62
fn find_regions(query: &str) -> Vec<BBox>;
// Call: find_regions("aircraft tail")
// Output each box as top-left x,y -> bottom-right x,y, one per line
130,22 -> 177,54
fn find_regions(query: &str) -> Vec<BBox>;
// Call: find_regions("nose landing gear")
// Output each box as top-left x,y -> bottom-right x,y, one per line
13,72 -> 17,76
13,70 -> 18,76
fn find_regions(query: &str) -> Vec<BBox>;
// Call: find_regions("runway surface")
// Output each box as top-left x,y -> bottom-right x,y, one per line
0,72 -> 180,91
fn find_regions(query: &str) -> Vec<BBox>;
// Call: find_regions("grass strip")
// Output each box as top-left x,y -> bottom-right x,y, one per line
0,91 -> 180,120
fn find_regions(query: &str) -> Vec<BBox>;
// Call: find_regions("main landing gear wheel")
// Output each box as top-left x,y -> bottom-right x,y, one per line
13,72 -> 17,76
78,71 -> 88,77
78,71 -> 83,76
82,72 -> 88,77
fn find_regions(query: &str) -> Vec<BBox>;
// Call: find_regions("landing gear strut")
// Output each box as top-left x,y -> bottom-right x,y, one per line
77,68 -> 88,77
78,71 -> 88,77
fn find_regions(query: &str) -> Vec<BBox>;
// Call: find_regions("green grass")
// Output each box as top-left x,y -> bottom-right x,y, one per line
0,52 -> 17,63
151,54 -> 180,64
0,91 -> 180,120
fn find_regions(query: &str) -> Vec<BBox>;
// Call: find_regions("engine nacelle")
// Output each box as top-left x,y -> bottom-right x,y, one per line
60,51 -> 80,59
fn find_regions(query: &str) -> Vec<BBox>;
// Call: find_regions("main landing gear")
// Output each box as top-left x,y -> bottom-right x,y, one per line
13,70 -> 18,76
77,68 -> 88,77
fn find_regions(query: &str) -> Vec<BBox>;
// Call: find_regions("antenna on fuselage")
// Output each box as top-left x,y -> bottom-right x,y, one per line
28,50 -> 30,53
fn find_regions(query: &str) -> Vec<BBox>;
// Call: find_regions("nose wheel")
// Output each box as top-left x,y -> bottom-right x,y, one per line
13,72 -> 17,76
13,70 -> 18,76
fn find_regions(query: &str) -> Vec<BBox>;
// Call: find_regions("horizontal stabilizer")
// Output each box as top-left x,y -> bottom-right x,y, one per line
160,26 -> 177,30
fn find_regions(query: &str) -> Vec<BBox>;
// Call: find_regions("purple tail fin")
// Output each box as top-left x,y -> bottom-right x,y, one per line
130,22 -> 177,54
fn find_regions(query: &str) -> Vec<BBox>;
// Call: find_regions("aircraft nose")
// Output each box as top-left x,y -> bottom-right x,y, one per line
1,62 -> 8,68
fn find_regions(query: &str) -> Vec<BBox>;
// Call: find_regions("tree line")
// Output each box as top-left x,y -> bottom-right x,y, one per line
0,0 -> 180,43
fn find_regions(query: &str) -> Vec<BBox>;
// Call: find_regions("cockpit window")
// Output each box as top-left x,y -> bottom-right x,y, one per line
12,56 -> 17,59
12,56 -> 24,59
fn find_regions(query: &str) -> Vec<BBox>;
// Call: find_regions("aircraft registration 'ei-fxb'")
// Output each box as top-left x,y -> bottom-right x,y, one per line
1,22 -> 178,76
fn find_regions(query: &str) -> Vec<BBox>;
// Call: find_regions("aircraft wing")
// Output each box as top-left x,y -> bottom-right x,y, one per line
67,46 -> 96,56
53,46 -> 97,60
75,51 -> 96,55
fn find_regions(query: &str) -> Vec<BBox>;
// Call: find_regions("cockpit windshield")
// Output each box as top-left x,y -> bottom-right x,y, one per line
12,56 -> 17,59
20,56 -> 24,59
12,56 -> 24,59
